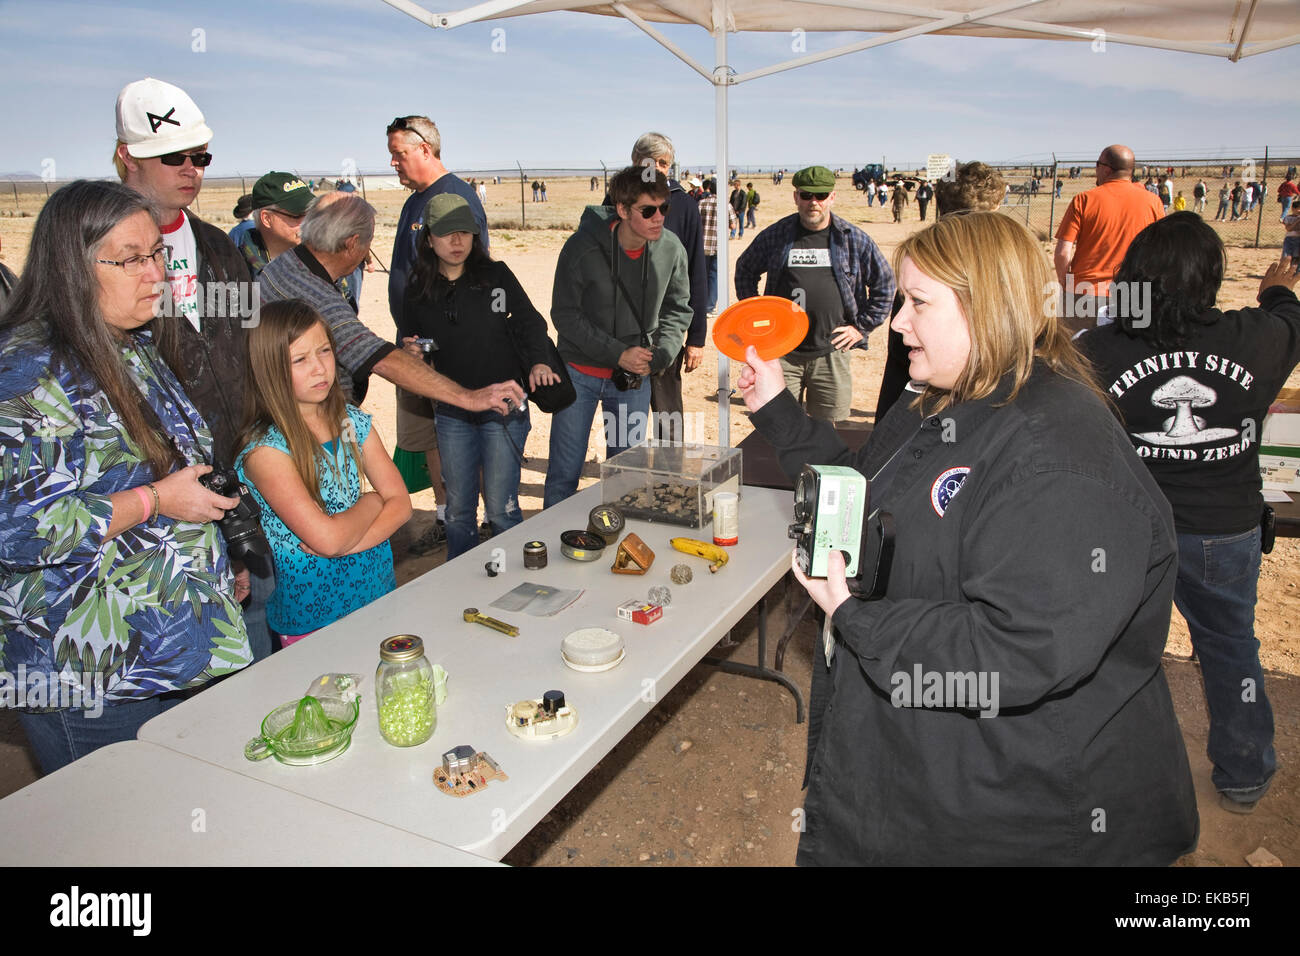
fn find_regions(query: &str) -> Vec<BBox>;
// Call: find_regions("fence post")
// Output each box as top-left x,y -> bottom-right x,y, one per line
360,173 -> 367,202
1255,147 -> 1268,249
517,161 -> 526,228
601,160 -> 608,196
1047,155 -> 1058,241
10,181 -> 17,214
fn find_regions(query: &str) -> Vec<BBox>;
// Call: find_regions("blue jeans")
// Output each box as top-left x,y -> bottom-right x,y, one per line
18,693 -> 185,775
436,405 -> 530,560
706,255 -> 718,312
244,564 -> 276,661
544,365 -> 650,508
1175,527 -> 1275,803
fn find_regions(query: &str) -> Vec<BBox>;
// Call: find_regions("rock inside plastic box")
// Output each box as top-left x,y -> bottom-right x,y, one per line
306,673 -> 363,703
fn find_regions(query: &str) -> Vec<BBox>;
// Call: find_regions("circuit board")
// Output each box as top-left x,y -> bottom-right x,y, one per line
506,698 -> 579,740
432,748 -> 508,797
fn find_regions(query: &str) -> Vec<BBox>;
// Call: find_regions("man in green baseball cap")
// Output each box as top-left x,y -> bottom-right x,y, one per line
734,165 -> 895,422
236,171 -> 314,278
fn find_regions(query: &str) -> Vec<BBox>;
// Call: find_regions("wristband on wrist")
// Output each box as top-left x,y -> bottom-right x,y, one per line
132,485 -> 152,524
147,483 -> 160,521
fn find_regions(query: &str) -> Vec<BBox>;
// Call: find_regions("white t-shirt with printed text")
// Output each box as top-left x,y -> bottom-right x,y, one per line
161,211 -> 201,332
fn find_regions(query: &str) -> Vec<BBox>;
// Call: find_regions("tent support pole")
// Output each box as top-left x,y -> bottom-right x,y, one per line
1255,147 -> 1268,249
612,2 -> 713,79
714,0 -> 731,447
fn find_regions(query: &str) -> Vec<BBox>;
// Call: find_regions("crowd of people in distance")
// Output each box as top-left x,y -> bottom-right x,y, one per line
1,74 -> 1297,867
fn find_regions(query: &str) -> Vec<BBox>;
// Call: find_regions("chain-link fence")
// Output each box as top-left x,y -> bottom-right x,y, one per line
6,151 -> 1296,248
991,154 -> 1297,249
0,164 -> 623,231
830,150 -> 1297,249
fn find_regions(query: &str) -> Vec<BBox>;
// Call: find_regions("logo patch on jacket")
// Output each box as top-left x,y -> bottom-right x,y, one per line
930,467 -> 971,516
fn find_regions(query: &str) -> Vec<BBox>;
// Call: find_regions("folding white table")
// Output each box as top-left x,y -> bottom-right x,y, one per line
0,741 -> 499,866
139,484 -> 797,860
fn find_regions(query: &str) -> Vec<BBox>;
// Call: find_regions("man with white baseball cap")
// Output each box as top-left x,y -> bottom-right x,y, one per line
114,77 -> 273,662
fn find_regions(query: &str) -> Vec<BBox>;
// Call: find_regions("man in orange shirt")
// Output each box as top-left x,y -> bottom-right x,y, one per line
1054,144 -> 1163,334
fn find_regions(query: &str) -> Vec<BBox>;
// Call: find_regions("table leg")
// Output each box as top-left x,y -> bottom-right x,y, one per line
775,575 -> 813,673
702,581 -> 808,723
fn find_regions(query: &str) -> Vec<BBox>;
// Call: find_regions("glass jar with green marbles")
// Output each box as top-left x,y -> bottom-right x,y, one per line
376,635 -> 437,747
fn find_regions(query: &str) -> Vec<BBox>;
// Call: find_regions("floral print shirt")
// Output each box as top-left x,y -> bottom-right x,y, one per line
0,323 -> 251,709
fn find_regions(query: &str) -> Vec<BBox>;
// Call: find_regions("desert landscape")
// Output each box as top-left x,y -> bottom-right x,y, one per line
0,170 -> 1296,867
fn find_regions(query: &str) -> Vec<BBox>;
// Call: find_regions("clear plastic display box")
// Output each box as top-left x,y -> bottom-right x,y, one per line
600,444 -> 742,528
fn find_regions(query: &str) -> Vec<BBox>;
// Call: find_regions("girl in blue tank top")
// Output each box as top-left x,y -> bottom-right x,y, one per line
237,300 -> 412,646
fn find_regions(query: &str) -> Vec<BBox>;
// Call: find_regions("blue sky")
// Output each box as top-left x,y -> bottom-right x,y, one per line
1,0 -> 1297,179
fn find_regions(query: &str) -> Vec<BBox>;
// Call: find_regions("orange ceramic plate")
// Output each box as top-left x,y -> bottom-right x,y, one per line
712,296 -> 809,362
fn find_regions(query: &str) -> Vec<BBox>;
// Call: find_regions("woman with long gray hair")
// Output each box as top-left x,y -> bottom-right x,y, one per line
0,179 -> 252,774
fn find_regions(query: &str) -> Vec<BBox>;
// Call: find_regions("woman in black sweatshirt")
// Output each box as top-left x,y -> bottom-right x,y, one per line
401,194 -> 557,560
1079,213 -> 1300,814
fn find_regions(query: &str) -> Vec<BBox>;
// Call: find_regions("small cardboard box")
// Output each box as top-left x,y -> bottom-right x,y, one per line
617,600 -> 662,626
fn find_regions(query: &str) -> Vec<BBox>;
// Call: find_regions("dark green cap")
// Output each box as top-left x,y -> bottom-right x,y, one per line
792,166 -> 836,192
422,193 -> 480,236
251,172 -> 313,213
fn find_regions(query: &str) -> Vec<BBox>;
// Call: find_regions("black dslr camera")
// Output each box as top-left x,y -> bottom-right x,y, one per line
199,466 -> 273,578
611,366 -> 643,391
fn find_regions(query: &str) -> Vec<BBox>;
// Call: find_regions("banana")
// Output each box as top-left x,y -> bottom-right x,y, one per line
670,537 -> 730,573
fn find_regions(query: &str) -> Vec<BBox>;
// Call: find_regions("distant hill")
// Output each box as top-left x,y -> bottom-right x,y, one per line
0,172 -> 44,182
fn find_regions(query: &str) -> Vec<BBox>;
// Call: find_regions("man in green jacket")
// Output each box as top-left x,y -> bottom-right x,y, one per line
543,166 -> 693,507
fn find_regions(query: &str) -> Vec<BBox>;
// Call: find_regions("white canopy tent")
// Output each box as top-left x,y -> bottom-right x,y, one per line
379,0 -> 1300,445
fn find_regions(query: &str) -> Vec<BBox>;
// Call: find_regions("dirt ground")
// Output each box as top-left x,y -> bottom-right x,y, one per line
0,173 -> 1296,867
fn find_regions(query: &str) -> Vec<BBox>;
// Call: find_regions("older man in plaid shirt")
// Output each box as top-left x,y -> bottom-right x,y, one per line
735,165 -> 894,421
698,177 -> 738,314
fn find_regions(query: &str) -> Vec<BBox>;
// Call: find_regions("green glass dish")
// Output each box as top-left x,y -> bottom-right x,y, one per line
244,694 -> 361,766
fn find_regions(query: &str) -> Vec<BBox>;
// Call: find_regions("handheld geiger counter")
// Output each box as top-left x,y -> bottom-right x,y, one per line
788,464 -> 895,600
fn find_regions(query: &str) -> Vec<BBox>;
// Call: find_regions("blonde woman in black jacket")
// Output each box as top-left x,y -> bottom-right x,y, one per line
738,212 -> 1198,865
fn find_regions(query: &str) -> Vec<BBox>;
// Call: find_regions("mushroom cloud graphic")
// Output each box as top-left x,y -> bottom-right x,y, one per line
1134,375 -> 1239,446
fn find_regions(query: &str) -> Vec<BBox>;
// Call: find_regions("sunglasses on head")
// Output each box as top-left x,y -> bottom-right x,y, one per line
158,150 -> 212,168
798,190 -> 830,202
387,116 -> 432,145
636,202 -> 670,219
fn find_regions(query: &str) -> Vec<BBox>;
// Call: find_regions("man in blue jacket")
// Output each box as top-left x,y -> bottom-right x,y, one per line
735,165 -> 895,422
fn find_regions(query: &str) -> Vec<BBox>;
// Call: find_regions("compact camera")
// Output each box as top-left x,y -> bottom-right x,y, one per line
611,366 -> 643,392
789,464 -> 894,600
200,466 -> 273,578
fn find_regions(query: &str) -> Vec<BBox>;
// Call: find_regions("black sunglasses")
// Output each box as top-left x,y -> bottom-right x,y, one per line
387,116 -> 432,145
798,190 -> 830,201
636,202 -> 670,219
159,151 -> 212,168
